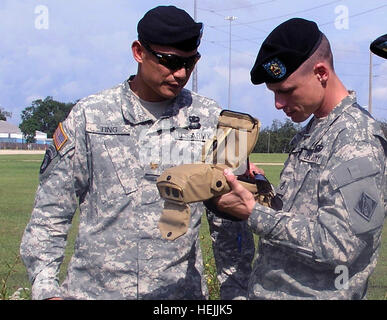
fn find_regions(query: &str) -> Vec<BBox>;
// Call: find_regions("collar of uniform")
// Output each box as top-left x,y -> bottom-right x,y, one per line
311,90 -> 357,133
291,91 -> 357,151
145,90 -> 195,135
120,78 -> 154,125
120,77 -> 188,125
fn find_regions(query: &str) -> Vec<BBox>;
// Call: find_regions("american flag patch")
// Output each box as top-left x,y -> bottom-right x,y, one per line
53,122 -> 68,151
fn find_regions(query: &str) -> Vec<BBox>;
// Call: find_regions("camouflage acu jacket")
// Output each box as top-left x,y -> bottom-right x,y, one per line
20,79 -> 254,300
247,92 -> 386,299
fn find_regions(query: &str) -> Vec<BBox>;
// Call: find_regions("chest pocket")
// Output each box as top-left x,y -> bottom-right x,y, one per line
86,123 -> 141,198
278,145 -> 325,214
104,137 -> 142,195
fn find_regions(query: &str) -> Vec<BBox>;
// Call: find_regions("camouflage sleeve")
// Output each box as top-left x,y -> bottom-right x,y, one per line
206,209 -> 255,299
247,138 -> 385,268
20,106 -> 87,300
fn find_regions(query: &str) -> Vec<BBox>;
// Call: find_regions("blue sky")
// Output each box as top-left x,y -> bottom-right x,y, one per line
0,0 -> 386,128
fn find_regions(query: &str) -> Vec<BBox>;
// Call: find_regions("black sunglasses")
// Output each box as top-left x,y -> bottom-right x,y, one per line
141,41 -> 201,71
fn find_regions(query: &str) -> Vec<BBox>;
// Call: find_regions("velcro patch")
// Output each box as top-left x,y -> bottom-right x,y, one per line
40,144 -> 58,175
354,192 -> 377,222
53,122 -> 68,151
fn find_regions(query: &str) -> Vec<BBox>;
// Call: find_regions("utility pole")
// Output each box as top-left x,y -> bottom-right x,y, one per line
368,51 -> 373,114
267,131 -> 270,153
192,0 -> 198,93
225,16 -> 237,109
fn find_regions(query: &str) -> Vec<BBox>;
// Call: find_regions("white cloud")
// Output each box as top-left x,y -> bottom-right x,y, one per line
213,65 -> 228,80
231,67 -> 251,86
59,81 -> 84,98
373,86 -> 387,100
25,95 -> 44,105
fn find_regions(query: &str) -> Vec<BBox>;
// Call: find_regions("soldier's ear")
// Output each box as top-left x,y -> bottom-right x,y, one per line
132,40 -> 145,64
313,62 -> 329,86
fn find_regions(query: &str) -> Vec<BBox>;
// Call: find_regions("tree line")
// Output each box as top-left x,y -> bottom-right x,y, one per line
19,97 -> 76,143
253,119 -> 302,153
0,107 -> 12,121
1,98 -> 386,149
0,97 -> 75,143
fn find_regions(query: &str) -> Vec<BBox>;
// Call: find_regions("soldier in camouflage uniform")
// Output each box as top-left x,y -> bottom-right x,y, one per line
214,18 -> 386,299
20,6 -> 254,300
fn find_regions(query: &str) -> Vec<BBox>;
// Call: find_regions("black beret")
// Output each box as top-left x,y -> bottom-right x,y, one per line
370,34 -> 387,59
250,18 -> 323,85
137,5 -> 203,52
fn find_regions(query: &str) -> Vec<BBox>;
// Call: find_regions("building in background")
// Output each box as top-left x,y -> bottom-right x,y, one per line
0,120 -> 51,148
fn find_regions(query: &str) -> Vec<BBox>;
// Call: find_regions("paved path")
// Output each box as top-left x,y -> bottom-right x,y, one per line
0,150 -> 45,154
254,162 -> 284,166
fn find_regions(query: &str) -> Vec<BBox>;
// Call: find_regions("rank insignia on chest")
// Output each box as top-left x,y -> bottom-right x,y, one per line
53,122 -> 68,151
262,57 -> 286,79
150,162 -> 159,170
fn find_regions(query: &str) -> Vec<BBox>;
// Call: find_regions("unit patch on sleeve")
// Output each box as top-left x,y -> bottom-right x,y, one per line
354,192 -> 377,222
53,122 -> 68,151
39,144 -> 59,178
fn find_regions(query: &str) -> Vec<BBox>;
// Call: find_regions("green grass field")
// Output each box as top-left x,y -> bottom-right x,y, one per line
0,153 -> 386,300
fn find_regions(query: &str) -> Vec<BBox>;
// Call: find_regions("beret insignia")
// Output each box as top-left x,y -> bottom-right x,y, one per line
381,40 -> 387,52
263,58 -> 286,79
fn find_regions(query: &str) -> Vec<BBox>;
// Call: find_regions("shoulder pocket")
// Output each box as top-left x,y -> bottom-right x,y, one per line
329,157 -> 379,190
329,157 -> 384,234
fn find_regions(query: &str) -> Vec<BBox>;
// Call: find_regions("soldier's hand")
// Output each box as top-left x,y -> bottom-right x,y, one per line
243,162 -> 265,183
246,162 -> 264,178
213,168 -> 256,220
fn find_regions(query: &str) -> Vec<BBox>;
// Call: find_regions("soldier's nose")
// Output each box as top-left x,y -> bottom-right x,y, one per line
173,67 -> 187,79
